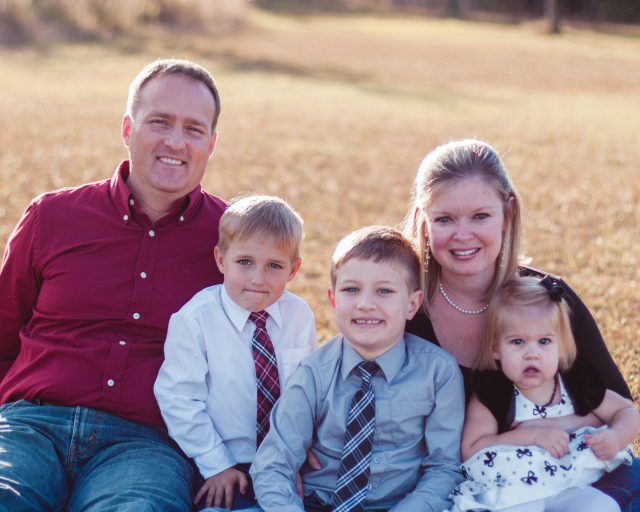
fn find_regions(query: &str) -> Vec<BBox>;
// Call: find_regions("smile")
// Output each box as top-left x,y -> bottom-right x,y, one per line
352,319 -> 383,325
157,156 -> 185,166
450,248 -> 480,257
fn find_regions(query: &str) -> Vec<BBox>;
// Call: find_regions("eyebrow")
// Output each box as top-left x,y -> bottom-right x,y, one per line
146,111 -> 209,129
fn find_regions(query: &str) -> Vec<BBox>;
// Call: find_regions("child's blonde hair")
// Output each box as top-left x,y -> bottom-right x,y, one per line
477,276 -> 576,371
330,226 -> 421,292
218,195 -> 303,261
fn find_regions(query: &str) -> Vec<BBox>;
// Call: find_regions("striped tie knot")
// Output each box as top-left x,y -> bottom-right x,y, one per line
249,310 -> 268,329
357,361 -> 379,388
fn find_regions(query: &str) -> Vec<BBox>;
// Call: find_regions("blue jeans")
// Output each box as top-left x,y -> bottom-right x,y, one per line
593,456 -> 640,512
0,400 -> 194,511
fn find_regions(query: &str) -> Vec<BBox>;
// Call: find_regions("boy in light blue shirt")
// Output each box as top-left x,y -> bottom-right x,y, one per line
155,195 -> 316,511
251,226 -> 464,512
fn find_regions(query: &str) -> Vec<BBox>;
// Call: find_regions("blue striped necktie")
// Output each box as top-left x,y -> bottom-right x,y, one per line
334,360 -> 379,512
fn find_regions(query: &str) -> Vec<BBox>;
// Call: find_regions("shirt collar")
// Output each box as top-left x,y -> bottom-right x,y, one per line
340,335 -> 406,383
109,160 -> 203,226
220,285 -> 283,331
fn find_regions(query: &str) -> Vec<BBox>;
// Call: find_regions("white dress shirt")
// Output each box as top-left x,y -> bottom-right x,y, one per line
154,284 -> 317,479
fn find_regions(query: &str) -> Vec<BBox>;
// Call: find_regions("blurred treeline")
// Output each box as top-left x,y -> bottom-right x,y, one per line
0,0 -> 251,46
257,0 -> 640,24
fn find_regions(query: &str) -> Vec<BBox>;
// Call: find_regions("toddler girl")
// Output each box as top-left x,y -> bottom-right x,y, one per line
449,276 -> 639,512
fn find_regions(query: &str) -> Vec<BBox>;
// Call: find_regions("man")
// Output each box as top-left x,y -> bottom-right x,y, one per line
0,59 -> 227,511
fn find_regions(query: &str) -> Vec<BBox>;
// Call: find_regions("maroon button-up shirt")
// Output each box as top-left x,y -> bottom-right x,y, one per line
0,161 -> 226,426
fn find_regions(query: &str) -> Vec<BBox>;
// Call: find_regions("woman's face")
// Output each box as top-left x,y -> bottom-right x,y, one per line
425,176 -> 506,283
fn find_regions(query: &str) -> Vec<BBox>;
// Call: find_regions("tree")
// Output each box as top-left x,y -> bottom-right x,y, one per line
545,0 -> 561,33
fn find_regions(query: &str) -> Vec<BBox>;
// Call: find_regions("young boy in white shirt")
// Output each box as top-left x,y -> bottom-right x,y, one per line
154,195 -> 317,511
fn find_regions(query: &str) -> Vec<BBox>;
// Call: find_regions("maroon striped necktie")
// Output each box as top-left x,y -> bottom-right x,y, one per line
249,310 -> 280,446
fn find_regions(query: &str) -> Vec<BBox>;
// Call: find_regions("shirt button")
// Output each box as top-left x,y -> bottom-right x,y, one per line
123,214 -> 129,221
129,198 -> 135,206
133,313 -> 140,320
179,215 -> 185,222
149,230 -> 155,237
140,272 -> 147,279
373,457 -> 380,464
107,379 -> 115,387
368,483 -> 372,490
119,340 -> 126,346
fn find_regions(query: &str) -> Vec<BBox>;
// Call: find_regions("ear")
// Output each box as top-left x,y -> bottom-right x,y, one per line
503,195 -> 516,232
208,130 -> 218,160
122,114 -> 133,148
327,287 -> 336,309
492,348 -> 501,360
213,246 -> 225,274
287,258 -> 302,282
406,289 -> 423,320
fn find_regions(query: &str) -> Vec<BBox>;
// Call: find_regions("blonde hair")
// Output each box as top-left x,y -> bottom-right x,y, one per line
218,195 -> 303,261
477,276 -> 576,371
403,139 -> 522,311
126,58 -> 221,131
330,226 -> 421,292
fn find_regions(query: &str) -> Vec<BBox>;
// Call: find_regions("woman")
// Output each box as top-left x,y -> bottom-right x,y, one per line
403,139 -> 638,511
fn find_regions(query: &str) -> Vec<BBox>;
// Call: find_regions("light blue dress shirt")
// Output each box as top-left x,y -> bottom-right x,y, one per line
250,333 -> 464,512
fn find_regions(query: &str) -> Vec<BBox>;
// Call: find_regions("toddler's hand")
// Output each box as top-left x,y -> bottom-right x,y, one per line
195,467 -> 249,510
532,427 -> 570,458
585,430 -> 620,461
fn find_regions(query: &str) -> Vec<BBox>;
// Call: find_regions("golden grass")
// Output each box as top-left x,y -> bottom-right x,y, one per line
0,8 -> 638,445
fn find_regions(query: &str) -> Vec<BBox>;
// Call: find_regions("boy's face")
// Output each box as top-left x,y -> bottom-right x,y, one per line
214,235 -> 301,312
328,258 -> 422,360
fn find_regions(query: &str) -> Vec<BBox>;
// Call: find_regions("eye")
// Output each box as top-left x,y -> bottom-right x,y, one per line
150,118 -> 168,126
538,337 -> 553,346
267,262 -> 284,270
509,338 -> 525,346
187,126 -> 205,134
377,288 -> 394,295
340,287 -> 359,294
434,216 -> 451,223
474,212 -> 490,220
236,259 -> 252,266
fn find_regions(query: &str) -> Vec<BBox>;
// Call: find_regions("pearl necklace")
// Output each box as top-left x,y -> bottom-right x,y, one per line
438,282 -> 489,315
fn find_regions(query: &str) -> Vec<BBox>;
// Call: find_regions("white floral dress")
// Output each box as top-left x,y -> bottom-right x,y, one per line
447,377 -> 634,511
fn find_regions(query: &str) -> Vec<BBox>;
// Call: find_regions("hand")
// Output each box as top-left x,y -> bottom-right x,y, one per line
295,449 -> 322,498
194,467 -> 249,510
585,430 -> 620,461
531,427 -> 570,458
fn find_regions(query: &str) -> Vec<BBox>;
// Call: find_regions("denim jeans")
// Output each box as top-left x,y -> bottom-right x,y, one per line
593,456 -> 640,512
0,400 -> 194,511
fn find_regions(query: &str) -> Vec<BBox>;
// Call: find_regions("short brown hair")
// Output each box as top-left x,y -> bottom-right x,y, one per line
126,58 -> 221,131
217,195 -> 304,261
330,226 -> 420,292
477,276 -> 576,371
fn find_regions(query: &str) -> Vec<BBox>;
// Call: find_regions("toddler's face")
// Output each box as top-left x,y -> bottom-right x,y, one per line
329,258 -> 422,360
492,306 -> 561,395
214,235 -> 300,312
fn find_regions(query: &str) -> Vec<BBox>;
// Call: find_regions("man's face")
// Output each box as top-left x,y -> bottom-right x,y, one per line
122,73 -> 217,207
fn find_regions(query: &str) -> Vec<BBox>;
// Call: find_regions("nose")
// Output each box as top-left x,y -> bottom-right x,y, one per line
164,126 -> 186,151
356,293 -> 376,311
452,219 -> 472,241
524,345 -> 540,359
250,267 -> 265,286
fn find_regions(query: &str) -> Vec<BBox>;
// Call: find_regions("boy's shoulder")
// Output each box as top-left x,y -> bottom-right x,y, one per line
402,332 -> 461,375
278,289 -> 314,312
298,334 -> 343,373
176,283 -> 224,316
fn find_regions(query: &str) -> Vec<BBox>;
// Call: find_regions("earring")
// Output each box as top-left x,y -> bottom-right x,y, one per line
424,244 -> 430,274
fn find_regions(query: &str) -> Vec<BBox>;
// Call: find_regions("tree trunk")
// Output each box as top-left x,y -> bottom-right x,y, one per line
545,0 -> 561,33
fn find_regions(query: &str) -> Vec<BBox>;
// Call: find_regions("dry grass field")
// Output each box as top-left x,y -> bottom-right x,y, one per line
1,8 -> 638,444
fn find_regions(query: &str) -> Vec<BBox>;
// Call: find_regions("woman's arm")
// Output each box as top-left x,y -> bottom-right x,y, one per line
462,394 -> 571,460
585,390 -> 640,460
